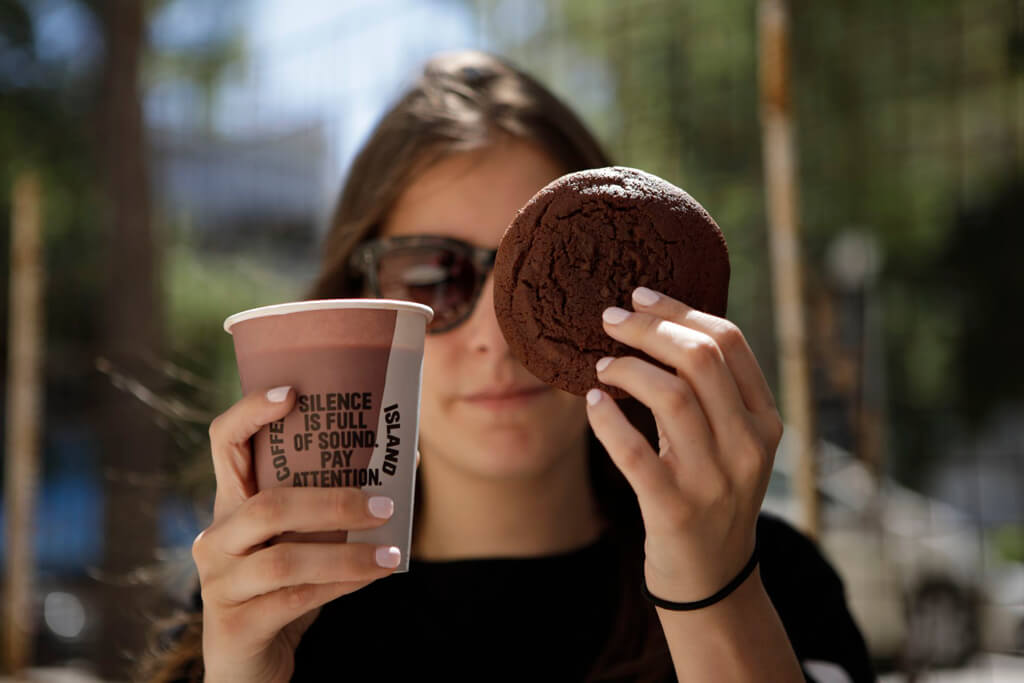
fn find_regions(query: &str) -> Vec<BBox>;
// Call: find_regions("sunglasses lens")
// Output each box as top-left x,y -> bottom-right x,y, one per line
376,246 -> 478,331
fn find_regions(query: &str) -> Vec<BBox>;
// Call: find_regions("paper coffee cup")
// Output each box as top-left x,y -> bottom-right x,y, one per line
224,299 -> 433,573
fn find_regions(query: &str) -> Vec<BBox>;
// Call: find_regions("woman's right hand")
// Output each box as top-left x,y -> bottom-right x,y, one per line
193,386 -> 401,683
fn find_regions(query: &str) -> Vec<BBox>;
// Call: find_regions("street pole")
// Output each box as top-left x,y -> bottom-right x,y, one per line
757,0 -> 820,538
3,171 -> 45,676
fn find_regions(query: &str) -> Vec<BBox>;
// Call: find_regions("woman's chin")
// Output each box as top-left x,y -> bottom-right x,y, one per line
437,438 -> 561,481
421,401 -> 588,480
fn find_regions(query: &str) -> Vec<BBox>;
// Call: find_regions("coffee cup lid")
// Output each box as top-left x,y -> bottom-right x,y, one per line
224,299 -> 434,334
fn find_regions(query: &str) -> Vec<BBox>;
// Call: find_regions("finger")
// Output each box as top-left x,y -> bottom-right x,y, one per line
207,487 -> 394,556
631,287 -> 776,414
584,388 -> 680,518
220,578 -> 374,645
595,356 -> 716,458
596,357 -> 732,505
208,386 -> 296,519
216,542 -> 401,605
602,306 -> 746,441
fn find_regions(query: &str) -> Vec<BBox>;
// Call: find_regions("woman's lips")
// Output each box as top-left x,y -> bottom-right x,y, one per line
462,385 -> 550,410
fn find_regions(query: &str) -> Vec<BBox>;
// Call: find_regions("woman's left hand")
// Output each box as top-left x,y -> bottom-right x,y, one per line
585,286 -> 783,604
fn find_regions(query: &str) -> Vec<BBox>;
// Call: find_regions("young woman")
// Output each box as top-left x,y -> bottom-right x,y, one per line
142,50 -> 874,682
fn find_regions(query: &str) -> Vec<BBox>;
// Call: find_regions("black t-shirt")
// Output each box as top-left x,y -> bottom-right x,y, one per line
282,513 -> 874,682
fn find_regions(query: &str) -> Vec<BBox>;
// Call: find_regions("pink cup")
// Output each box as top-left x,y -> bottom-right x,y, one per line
224,299 -> 433,572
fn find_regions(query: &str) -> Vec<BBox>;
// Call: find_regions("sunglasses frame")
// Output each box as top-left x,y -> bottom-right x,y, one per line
349,235 -> 498,334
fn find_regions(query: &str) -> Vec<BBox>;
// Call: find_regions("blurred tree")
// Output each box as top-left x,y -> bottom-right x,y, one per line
932,174 -> 1024,427
0,0 -> 106,480
89,0 -> 167,676
481,0 -> 1024,488
1,0 -> 104,361
2,0 -> 243,673
1,0 -> 107,674
488,0 -> 778,397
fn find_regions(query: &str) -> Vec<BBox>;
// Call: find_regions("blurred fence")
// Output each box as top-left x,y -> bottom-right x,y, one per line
2,0 -> 1023,678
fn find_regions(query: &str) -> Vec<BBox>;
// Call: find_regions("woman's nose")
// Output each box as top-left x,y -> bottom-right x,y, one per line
463,276 -> 510,355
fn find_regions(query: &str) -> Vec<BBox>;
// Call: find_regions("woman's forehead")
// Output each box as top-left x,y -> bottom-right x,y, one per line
381,141 -> 565,246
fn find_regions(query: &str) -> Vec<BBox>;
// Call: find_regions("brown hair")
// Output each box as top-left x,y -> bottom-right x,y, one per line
139,49 -> 671,682
308,49 -> 613,301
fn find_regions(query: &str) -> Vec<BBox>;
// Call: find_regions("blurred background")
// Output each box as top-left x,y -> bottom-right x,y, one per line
1,0 -> 1022,680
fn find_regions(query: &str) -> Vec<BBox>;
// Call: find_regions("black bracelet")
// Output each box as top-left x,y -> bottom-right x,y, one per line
641,542 -> 759,611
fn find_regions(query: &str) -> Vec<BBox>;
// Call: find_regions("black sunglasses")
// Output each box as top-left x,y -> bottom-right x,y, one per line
349,235 -> 498,334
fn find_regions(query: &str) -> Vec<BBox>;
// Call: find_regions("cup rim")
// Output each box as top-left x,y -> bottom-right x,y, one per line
224,298 -> 434,334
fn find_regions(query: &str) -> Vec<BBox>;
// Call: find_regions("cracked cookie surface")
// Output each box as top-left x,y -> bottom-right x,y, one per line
493,166 -> 730,398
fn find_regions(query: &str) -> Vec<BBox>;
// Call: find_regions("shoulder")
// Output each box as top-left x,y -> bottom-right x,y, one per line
756,511 -> 824,557
756,511 -> 844,593
756,511 -> 850,619
755,512 -> 877,683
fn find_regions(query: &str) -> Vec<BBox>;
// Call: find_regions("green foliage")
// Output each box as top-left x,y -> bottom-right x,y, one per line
991,524 -> 1024,565
932,176 -> 1024,426
151,241 -> 305,498
1,0 -> 104,391
163,242 -> 304,405
0,0 -> 250,493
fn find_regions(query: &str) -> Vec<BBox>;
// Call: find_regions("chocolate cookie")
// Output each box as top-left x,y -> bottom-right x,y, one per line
493,166 -> 730,398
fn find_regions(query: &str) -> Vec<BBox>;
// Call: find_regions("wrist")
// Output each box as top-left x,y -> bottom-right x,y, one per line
654,566 -> 765,621
643,541 -> 759,611
655,567 -> 805,683
642,535 -> 758,607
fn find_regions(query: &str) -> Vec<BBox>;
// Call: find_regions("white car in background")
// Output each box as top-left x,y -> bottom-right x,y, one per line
763,432 -> 983,669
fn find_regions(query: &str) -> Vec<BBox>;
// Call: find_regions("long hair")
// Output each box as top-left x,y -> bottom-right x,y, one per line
139,50 -> 672,682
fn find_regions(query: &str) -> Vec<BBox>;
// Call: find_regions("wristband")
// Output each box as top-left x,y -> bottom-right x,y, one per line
641,542 -> 759,611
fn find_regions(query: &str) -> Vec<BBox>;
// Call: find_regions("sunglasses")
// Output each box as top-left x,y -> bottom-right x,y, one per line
349,235 -> 498,334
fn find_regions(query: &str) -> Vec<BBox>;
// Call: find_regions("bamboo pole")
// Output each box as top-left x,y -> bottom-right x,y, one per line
757,0 -> 820,538
3,171 -> 45,675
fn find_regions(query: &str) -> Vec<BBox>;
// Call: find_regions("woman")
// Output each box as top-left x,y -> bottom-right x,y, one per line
141,50 -> 874,682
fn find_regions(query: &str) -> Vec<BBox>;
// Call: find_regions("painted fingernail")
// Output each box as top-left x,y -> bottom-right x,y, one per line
368,496 -> 394,519
376,546 -> 401,568
633,286 -> 660,306
603,307 -> 631,324
586,389 -> 604,406
595,356 -> 614,373
266,386 -> 291,403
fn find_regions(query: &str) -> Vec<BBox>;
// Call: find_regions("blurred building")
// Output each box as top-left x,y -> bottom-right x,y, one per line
150,122 -> 329,262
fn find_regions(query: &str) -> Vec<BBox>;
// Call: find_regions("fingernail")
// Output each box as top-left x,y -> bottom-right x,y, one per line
375,546 -> 401,568
633,287 -> 660,306
368,496 -> 394,519
603,307 -> 631,324
595,356 -> 614,373
586,389 -> 604,406
266,386 -> 291,403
